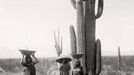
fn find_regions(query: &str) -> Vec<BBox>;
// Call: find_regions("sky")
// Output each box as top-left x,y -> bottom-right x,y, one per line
0,0 -> 134,58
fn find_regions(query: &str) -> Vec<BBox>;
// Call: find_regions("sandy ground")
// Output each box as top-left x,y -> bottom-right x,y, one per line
0,72 -> 43,75
0,72 -> 23,75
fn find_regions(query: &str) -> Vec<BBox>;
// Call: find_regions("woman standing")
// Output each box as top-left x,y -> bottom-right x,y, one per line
72,59 -> 83,75
56,55 -> 72,75
21,54 -> 39,75
58,61 -> 71,75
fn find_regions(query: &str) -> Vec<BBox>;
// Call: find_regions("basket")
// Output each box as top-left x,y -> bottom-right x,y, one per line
71,53 -> 84,59
19,49 -> 36,55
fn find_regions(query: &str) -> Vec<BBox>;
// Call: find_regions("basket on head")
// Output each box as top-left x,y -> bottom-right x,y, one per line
71,53 -> 84,59
56,55 -> 72,64
19,49 -> 36,55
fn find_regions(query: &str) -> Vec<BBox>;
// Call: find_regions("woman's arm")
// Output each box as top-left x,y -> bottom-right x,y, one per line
21,55 -> 27,66
31,54 -> 39,64
58,60 -> 65,70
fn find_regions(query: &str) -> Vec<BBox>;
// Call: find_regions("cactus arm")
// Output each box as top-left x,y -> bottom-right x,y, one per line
95,39 -> 102,75
70,0 -> 76,9
95,0 -> 104,19
54,30 -> 60,56
54,30 -> 58,51
60,37 -> 63,54
58,29 -> 60,48
76,0 -> 84,54
58,29 -> 63,54
70,25 -> 77,54
54,30 -> 57,45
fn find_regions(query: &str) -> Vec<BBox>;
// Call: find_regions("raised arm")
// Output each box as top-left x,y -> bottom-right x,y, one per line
31,54 -> 39,64
21,54 -> 27,66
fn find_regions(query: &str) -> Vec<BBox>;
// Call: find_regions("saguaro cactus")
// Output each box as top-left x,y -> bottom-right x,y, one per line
118,46 -> 121,69
54,30 -> 63,57
70,0 -> 103,75
84,0 -> 103,74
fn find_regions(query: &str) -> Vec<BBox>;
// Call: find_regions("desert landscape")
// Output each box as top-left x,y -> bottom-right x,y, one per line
0,56 -> 134,75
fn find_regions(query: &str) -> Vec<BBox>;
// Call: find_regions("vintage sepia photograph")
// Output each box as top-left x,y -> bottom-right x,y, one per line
0,0 -> 134,75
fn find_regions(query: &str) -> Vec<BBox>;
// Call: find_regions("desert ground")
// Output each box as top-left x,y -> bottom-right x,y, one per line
0,56 -> 134,75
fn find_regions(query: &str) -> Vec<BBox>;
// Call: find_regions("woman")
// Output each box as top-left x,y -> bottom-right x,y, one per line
21,54 -> 39,75
58,60 -> 71,75
72,59 -> 83,75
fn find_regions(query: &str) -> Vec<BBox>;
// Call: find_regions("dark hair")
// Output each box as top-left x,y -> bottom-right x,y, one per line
25,55 -> 32,63
74,59 -> 81,68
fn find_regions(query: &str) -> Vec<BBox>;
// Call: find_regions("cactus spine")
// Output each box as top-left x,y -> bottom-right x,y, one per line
70,0 -> 103,75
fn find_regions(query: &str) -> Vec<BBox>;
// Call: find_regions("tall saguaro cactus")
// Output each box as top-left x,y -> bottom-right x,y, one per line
70,0 -> 103,75
84,0 -> 103,74
54,30 -> 63,57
